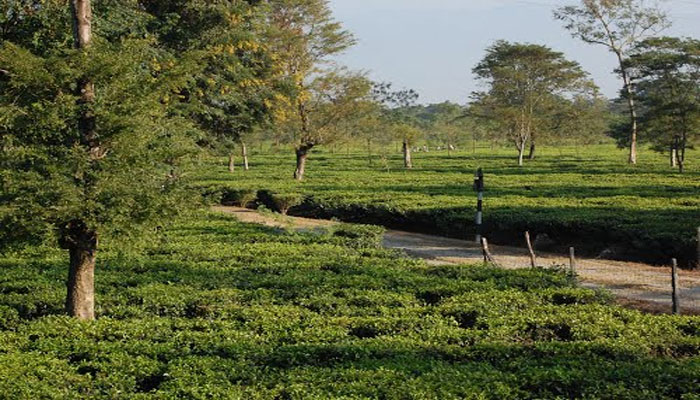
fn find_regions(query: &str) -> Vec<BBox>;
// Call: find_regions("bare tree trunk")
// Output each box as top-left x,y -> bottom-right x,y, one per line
228,153 -> 235,173
517,142 -> 526,166
66,231 -> 96,320
241,142 -> 249,171
294,146 -> 310,181
675,136 -> 685,173
620,64 -> 638,165
528,141 -> 536,160
670,145 -> 677,168
367,138 -> 372,166
403,139 -> 412,169
67,0 -> 97,321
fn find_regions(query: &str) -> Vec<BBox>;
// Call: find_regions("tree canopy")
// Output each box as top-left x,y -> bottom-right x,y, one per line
471,41 -> 598,165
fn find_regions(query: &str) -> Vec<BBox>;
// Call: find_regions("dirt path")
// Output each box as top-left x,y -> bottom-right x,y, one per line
215,206 -> 700,314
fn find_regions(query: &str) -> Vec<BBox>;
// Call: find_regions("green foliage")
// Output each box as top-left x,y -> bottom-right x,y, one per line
0,212 -> 698,398
195,144 -> 699,265
257,190 -> 304,215
327,223 -> 386,249
0,31 -> 198,250
471,40 -> 600,163
625,36 -> 700,168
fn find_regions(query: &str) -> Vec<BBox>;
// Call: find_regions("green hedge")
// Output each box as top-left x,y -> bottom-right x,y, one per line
1,212 -> 698,398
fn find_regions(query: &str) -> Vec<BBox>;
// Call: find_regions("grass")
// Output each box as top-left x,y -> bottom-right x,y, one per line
0,212 -> 699,399
194,144 -> 700,266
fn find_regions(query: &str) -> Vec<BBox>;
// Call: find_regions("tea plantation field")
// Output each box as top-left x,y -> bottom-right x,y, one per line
1,212 -> 699,398
196,145 -> 700,266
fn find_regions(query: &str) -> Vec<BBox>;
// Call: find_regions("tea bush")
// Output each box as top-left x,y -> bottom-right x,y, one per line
194,145 -> 700,266
0,212 -> 698,399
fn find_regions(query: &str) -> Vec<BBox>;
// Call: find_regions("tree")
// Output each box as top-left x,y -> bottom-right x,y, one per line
281,70 -> 371,180
554,0 -> 670,164
626,37 -> 699,172
140,0 -> 279,174
471,41 -> 596,166
264,0 -> 359,180
0,1 -> 197,319
373,83 -> 420,169
417,102 -> 467,156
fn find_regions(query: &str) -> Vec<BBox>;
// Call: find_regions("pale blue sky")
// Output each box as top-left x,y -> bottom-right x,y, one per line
328,0 -> 700,104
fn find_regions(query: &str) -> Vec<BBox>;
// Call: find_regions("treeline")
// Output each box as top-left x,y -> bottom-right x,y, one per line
0,0 -> 697,319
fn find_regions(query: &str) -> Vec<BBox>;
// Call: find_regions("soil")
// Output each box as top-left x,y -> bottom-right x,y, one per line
214,206 -> 700,315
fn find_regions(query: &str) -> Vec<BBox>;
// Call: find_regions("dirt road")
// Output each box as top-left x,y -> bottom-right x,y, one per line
215,206 -> 700,314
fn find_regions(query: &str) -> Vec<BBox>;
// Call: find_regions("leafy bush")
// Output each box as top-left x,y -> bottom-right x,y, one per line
257,190 -> 305,215
327,223 -> 386,249
193,145 -> 699,266
0,212 -> 698,398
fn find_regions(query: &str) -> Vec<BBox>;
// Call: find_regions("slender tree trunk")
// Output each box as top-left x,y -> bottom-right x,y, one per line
619,64 -> 638,165
67,0 -> 97,320
72,0 -> 97,154
403,139 -> 412,169
294,145 -> 311,181
528,141 -> 536,160
676,136 -> 685,173
228,153 -> 235,173
670,145 -> 677,168
66,232 -> 97,320
517,142 -> 526,167
367,138 -> 372,166
241,142 -> 249,171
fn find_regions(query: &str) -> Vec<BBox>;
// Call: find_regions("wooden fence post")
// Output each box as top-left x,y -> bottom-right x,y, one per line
525,231 -> 537,268
569,247 -> 577,275
481,237 -> 496,265
672,258 -> 680,315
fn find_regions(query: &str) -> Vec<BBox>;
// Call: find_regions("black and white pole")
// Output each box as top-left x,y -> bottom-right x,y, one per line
474,168 -> 484,243
672,258 -> 680,315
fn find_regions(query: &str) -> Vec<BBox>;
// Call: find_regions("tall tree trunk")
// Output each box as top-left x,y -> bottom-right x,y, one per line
517,142 -> 526,167
241,142 -> 249,171
228,153 -> 235,172
619,61 -> 638,165
367,138 -> 372,166
66,229 -> 97,320
294,145 -> 311,181
403,139 -> 412,169
670,145 -> 677,168
675,136 -> 685,173
528,141 -> 536,160
68,0 -> 97,320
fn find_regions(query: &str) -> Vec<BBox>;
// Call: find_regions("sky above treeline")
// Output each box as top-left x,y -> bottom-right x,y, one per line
328,0 -> 700,104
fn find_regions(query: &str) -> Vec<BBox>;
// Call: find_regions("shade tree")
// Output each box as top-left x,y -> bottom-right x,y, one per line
626,36 -> 699,172
0,0 -> 200,319
554,0 -> 670,164
471,41 -> 597,166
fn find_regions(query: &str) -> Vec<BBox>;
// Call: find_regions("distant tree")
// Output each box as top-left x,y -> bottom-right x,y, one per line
626,37 -> 699,172
551,95 -> 612,147
420,102 -> 467,155
274,69 -> 372,180
554,0 -> 670,165
264,0 -> 360,181
0,1 -> 197,319
373,83 -> 420,169
472,41 -> 596,166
